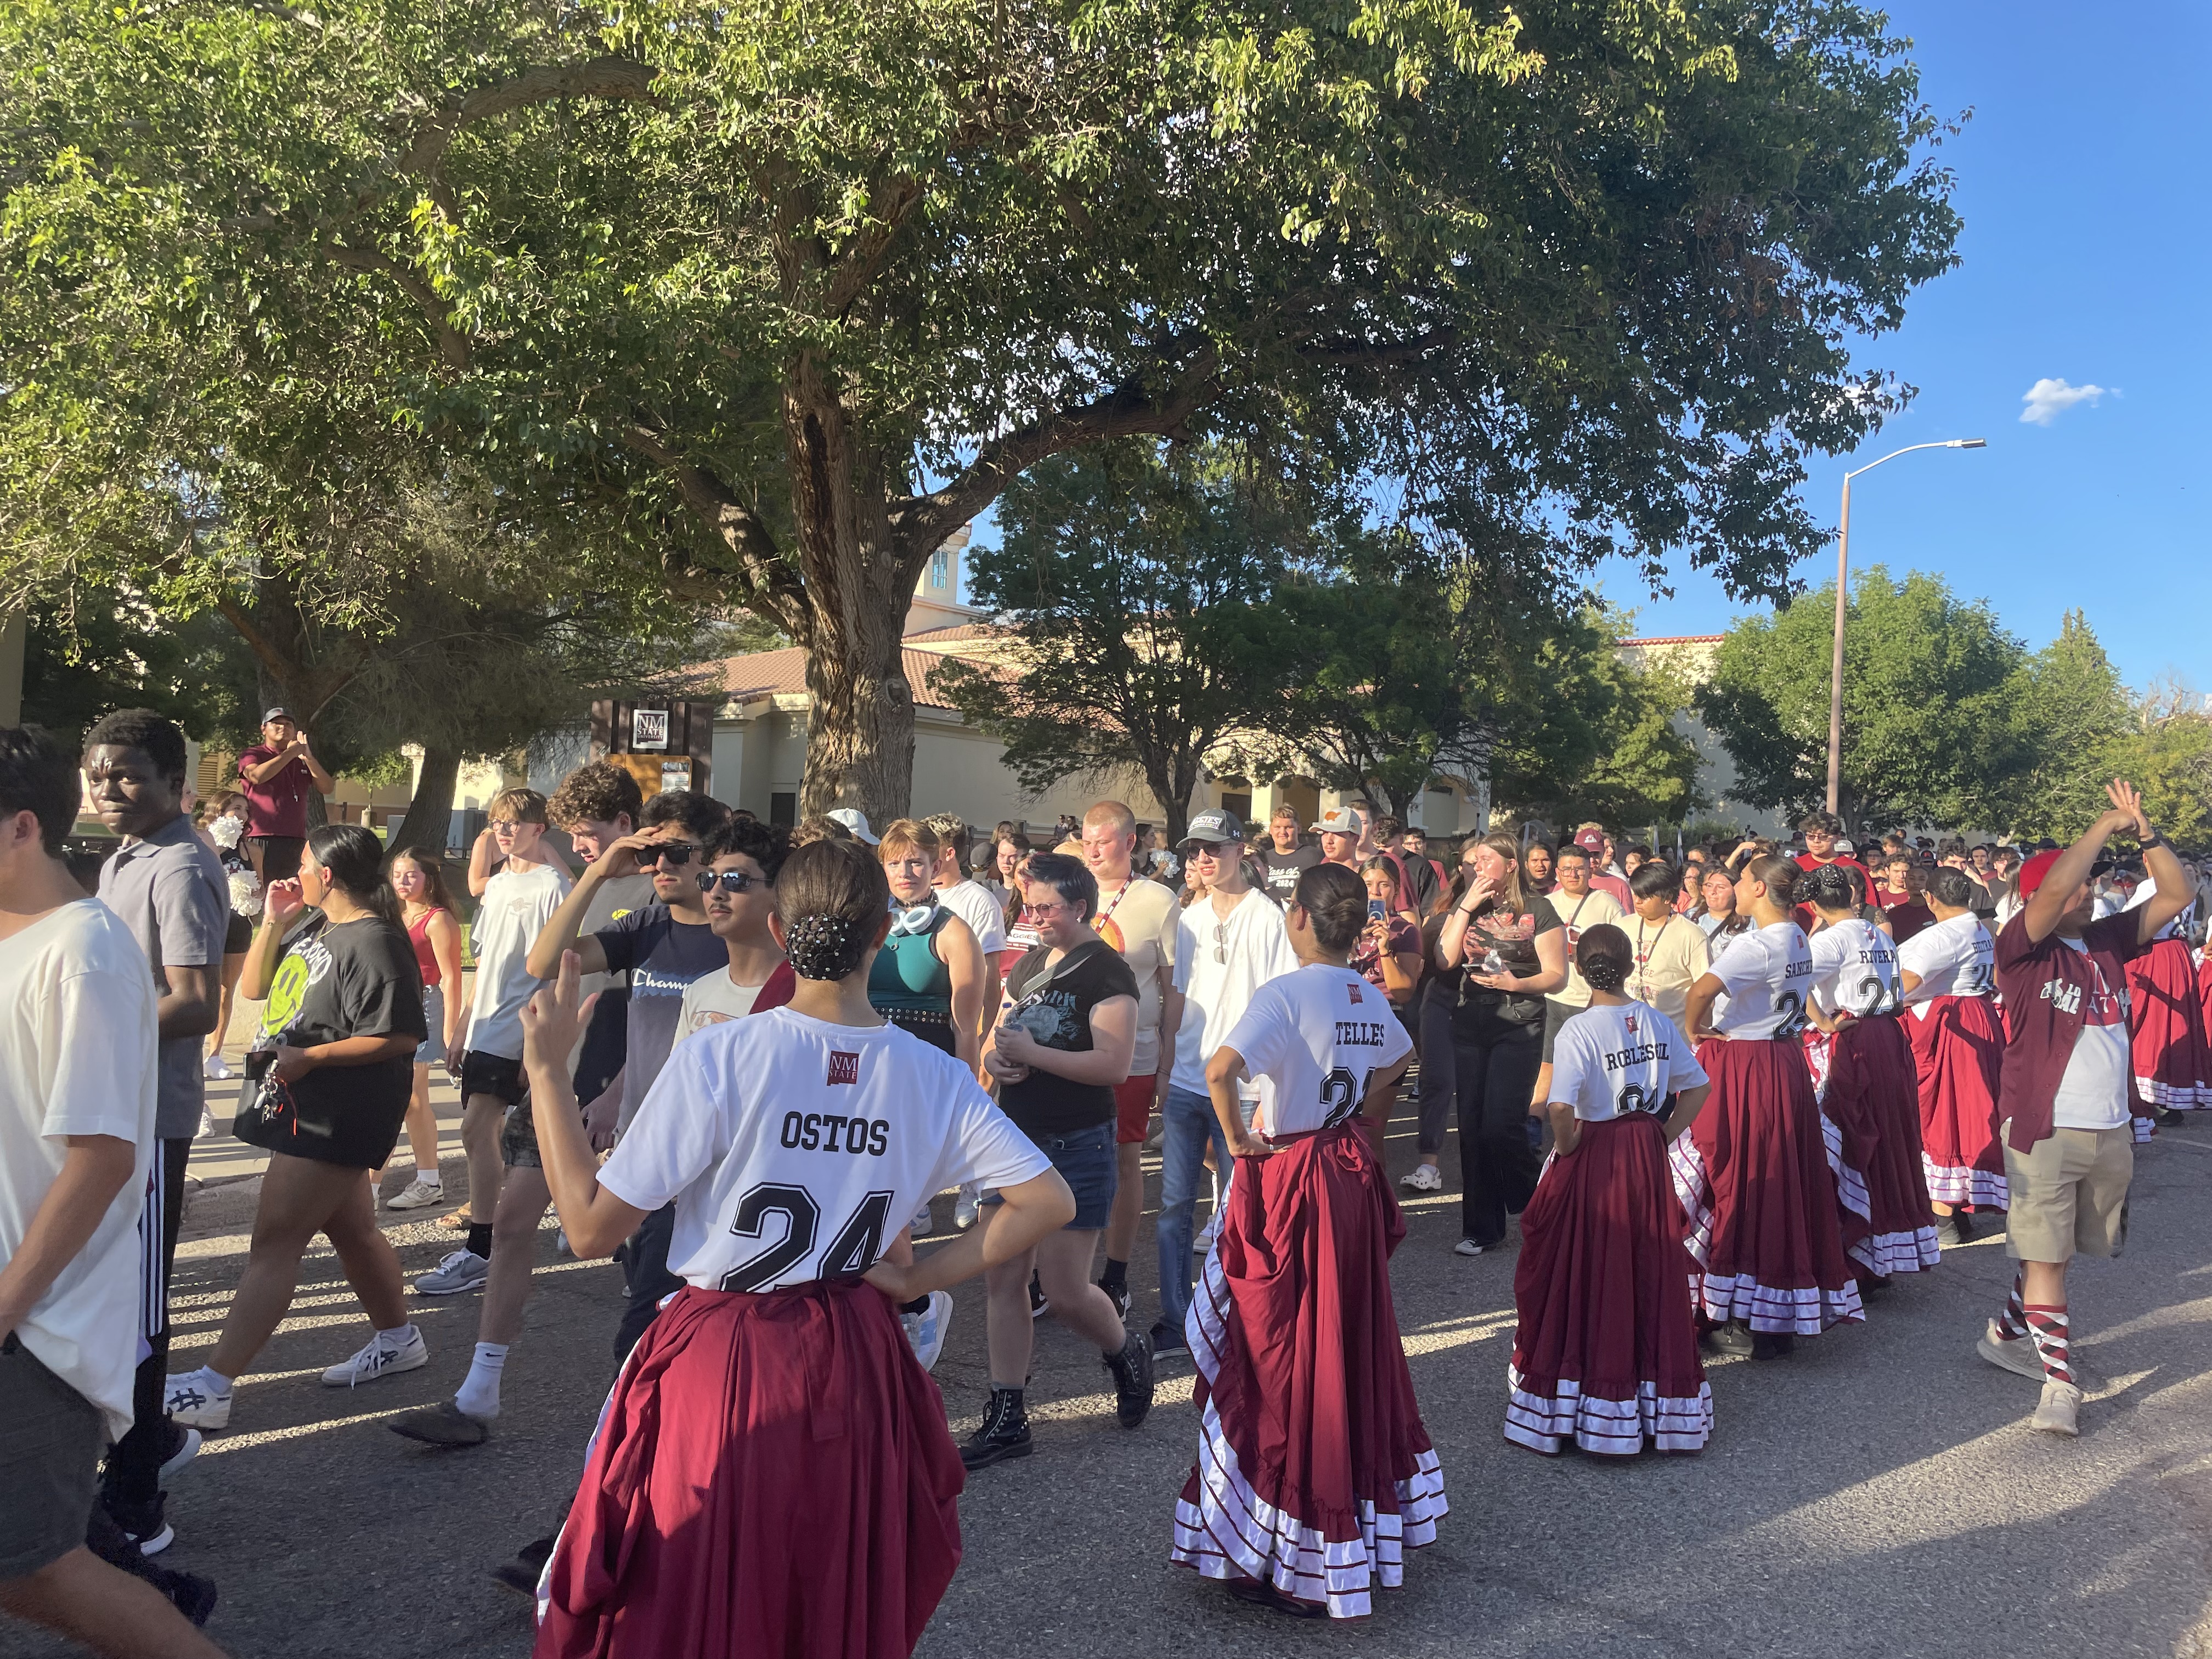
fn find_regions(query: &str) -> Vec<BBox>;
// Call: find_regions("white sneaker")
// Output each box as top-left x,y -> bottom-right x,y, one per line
385,1178 -> 445,1211
910,1204 -> 935,1237
202,1053 -> 233,1081
901,1290 -> 954,1372
412,1248 -> 490,1295
163,1369 -> 233,1431
953,1193 -> 981,1231
321,1326 -> 430,1387
1454,1237 -> 1494,1257
2032,1379 -> 2081,1436
1400,1163 -> 1444,1193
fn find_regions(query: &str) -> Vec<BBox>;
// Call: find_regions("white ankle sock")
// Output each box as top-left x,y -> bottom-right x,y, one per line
377,1323 -> 417,1348
413,1167 -> 442,1185
200,1364 -> 234,1394
456,1341 -> 508,1420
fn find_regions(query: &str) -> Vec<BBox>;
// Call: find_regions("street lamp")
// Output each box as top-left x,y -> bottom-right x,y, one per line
1825,438 -> 1988,815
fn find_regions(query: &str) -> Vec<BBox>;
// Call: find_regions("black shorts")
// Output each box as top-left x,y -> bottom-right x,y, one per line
246,835 -> 305,884
0,1336 -> 104,1578
224,910 -> 253,955
1541,998 -> 1581,1063
459,1049 -> 527,1106
498,1089 -> 586,1171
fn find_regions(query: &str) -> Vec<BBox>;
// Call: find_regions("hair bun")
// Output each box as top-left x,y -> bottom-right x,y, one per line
785,914 -> 865,980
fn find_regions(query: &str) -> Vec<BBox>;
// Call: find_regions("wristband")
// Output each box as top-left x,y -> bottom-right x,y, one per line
2138,831 -> 2165,852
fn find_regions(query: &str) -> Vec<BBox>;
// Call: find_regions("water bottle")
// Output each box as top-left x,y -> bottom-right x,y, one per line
1482,947 -> 1506,976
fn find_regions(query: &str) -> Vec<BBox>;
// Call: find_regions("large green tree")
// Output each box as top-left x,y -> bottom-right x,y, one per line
2,0 -> 1963,821
1698,567 -> 2028,832
932,440 -> 1311,842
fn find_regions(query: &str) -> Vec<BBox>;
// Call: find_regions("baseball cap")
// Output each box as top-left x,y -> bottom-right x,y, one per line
1834,837 -> 1855,855
1180,808 -> 1244,850
261,706 -> 295,724
2016,848 -> 2111,901
1310,806 -> 1362,835
826,808 -> 879,845
1573,827 -> 1605,854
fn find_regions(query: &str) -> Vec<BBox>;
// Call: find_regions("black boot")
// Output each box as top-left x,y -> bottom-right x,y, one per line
961,1386 -> 1032,1470
1104,1330 -> 1156,1429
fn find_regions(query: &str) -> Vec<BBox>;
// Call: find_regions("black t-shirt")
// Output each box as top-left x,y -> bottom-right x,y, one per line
1451,895 -> 1563,1043
1259,844 -> 1323,902
998,939 -> 1142,1138
595,903 -> 729,1130
236,912 -> 427,1168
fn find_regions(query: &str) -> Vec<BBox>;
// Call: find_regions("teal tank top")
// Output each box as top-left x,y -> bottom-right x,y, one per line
868,904 -> 955,1015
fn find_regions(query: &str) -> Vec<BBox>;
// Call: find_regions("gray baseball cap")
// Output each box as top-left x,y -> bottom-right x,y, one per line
1180,808 -> 1245,850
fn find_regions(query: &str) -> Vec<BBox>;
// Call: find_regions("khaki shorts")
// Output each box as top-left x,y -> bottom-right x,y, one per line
2002,1122 -> 2131,1263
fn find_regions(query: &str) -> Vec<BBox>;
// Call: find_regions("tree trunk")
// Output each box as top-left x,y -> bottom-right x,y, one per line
390,741 -> 463,859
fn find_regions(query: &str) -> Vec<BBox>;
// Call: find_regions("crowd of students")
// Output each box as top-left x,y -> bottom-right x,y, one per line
3,706 -> 2208,1655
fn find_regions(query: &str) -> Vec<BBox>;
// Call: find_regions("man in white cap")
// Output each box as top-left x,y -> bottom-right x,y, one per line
1312,807 -> 1364,871
234,707 -> 333,884
826,808 -> 879,845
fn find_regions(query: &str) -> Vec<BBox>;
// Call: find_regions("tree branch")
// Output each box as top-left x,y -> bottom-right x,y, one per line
392,59 -> 662,183
319,236 -> 471,369
1297,327 -> 1459,369
617,423 -> 808,635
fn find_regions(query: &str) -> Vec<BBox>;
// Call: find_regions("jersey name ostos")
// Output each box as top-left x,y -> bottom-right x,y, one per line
778,1113 -> 891,1155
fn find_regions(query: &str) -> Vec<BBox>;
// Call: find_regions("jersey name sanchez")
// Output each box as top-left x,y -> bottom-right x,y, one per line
1708,922 -> 1815,1040
599,1006 -> 1048,1292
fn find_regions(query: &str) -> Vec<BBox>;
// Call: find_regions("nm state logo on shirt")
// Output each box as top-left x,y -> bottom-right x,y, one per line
1346,981 -> 1364,1005
827,1051 -> 861,1086
1624,1012 -> 1638,1036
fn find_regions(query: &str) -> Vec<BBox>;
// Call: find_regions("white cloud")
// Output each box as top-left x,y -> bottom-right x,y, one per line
2018,377 -> 2111,426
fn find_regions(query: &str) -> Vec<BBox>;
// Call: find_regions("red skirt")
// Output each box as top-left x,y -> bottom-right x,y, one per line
1904,995 -> 2008,1209
534,1281 -> 963,1659
2129,937 -> 2210,1109
1171,1122 -> 1446,1618
1821,1017 -> 1940,1275
1507,1114 -> 1711,1456
1667,1038 -> 1863,1334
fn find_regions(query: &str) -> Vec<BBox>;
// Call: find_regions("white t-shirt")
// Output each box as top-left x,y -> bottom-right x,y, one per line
2050,939 -> 2131,1131
675,969 -> 771,1042
935,878 -> 1008,957
1707,922 -> 1815,1040
1897,912 -> 1994,1009
466,861 -> 572,1059
1808,918 -> 1903,1018
1219,963 -> 1414,1137
0,901 -> 158,1437
600,1007 -> 1050,1291
1166,888 -> 1301,1100
1550,888 -> 1627,1008
1549,1001 -> 1708,1122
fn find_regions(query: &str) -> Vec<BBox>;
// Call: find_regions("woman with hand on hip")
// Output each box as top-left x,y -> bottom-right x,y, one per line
380,847 -> 462,1210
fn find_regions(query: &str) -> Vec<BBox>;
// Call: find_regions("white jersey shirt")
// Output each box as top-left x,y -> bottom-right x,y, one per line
936,878 -> 1008,957
600,1007 -> 1049,1292
1808,918 -> 1903,1019
1218,963 -> 1413,1137
1897,912 -> 1994,1009
1707,922 -> 1815,1040
1549,1001 -> 1708,1122
465,861 -> 572,1060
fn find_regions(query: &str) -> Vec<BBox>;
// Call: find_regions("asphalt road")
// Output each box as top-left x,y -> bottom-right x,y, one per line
6,1084 -> 2210,1659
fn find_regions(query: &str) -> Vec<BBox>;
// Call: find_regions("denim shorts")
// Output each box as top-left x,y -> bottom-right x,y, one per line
413,986 -> 444,1066
986,1119 -> 1118,1231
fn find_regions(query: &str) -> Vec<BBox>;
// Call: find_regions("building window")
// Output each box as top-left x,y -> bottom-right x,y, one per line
929,548 -> 950,589
770,792 -> 797,828
1221,792 -> 1251,822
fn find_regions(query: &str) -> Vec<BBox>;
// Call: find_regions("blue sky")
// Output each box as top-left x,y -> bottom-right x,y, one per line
1602,0 -> 2211,687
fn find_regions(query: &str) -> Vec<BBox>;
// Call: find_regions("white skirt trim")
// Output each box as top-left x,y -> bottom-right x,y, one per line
1820,1112 -> 1872,1222
1847,1225 -> 1942,1276
1922,1157 -> 2008,1210
1503,1365 -> 1711,1456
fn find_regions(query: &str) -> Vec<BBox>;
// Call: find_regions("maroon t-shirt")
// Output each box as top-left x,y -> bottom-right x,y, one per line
1993,911 -> 2147,1152
238,743 -> 314,838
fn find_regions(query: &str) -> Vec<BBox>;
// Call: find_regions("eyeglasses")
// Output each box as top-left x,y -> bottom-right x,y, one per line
1028,900 -> 1073,919
693,869 -> 759,894
639,843 -> 696,868
489,819 -> 523,832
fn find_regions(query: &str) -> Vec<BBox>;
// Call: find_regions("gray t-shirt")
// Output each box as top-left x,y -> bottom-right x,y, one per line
97,815 -> 230,1139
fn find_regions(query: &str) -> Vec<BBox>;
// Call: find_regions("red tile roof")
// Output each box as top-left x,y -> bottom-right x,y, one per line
1616,634 -> 1726,647
714,644 -> 994,712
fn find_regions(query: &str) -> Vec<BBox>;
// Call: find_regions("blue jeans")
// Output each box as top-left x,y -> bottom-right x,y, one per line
1157,1086 -> 1233,1338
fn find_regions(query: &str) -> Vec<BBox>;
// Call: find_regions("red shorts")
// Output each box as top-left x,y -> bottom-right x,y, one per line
1116,1074 -> 1158,1144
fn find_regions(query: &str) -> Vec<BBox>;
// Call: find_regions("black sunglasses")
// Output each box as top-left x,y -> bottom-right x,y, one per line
639,843 -> 696,867
693,868 -> 760,894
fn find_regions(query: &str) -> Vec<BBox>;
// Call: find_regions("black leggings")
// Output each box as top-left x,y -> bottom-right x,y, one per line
1452,1028 -> 1543,1247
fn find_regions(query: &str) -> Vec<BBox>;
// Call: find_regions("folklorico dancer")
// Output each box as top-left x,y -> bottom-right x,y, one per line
1897,866 -> 2008,1240
1507,923 -> 1714,1457
2120,879 -> 2208,1111
1675,855 -> 1864,1362
520,839 -> 1076,1659
1800,865 -> 1940,1283
1170,863 -> 1444,1621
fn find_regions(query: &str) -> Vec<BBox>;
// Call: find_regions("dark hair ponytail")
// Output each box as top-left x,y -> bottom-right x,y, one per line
1294,862 -> 1368,952
308,824 -> 403,926
1744,853 -> 1801,910
1802,862 -> 1857,913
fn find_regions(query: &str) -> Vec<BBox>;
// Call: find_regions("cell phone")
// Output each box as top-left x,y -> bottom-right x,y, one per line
1368,898 -> 1387,925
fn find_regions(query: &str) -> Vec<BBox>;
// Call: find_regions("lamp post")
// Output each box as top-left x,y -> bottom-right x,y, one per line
1825,438 -> 1988,815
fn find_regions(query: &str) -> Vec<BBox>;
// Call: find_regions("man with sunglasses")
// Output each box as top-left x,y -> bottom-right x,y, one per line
1150,809 -> 1298,1357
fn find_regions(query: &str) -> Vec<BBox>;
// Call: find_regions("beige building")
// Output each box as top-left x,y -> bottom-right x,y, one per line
701,534 -> 1486,839
1610,633 -> 1790,839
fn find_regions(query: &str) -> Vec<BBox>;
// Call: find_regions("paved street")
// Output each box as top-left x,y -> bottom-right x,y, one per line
7,1015 -> 2210,1659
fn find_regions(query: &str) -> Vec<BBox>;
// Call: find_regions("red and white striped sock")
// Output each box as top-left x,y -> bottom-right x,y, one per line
2023,1304 -> 2073,1385
1995,1269 -> 2029,1340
